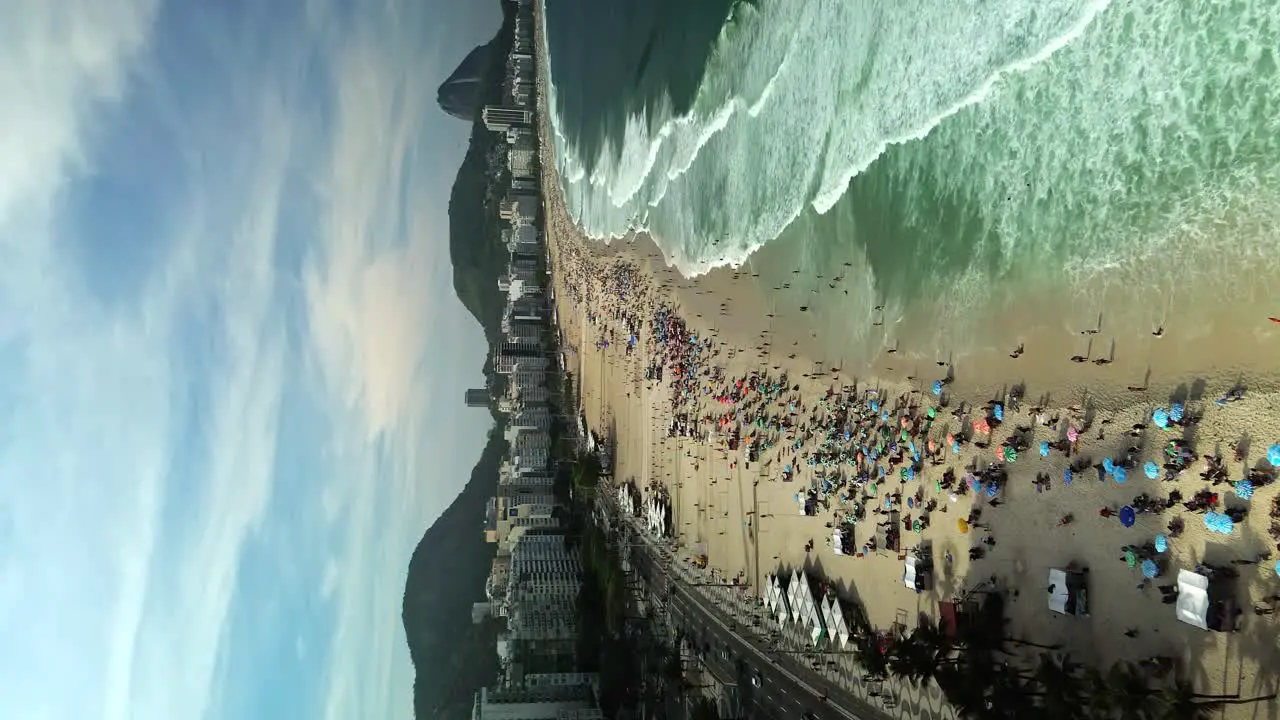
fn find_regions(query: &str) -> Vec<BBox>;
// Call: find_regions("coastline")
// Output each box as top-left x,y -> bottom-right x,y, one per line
534,4 -> 1280,717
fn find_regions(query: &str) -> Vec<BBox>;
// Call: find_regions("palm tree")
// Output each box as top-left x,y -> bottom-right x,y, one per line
689,697 -> 721,720
1149,678 -> 1277,719
1084,662 -> 1153,720
851,632 -> 890,680
887,618 -> 951,686
1028,652 -> 1087,719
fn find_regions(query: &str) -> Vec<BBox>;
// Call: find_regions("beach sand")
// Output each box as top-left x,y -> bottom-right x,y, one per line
533,8 -> 1280,717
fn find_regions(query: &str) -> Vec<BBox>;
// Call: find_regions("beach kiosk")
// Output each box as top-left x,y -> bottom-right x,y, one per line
1047,567 -> 1089,617
1175,568 -> 1240,631
903,555 -> 931,593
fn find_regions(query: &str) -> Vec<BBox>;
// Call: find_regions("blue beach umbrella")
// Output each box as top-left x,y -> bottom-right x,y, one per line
1039,441 -> 1050,457
993,404 -> 1004,422
1144,461 -> 1160,479
1269,443 -> 1280,467
1235,480 -> 1255,500
1141,559 -> 1159,578
1063,468 -> 1073,485
1103,457 -> 1116,474
1169,402 -> 1185,423
1154,534 -> 1168,553
1152,408 -> 1169,428
952,441 -> 961,455
1274,560 -> 1280,579
1119,505 -> 1136,527
986,483 -> 999,498
932,380 -> 943,396
1114,466 -> 1128,484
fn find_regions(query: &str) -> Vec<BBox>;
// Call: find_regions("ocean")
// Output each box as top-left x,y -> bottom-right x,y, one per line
542,0 -> 1280,365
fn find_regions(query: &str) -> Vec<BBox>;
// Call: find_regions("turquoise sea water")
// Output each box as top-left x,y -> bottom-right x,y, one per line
543,0 -> 1280,358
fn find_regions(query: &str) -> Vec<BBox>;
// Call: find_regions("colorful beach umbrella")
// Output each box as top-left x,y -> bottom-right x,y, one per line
1274,560 -> 1280,578
1269,443 -> 1280,467
1103,457 -> 1116,474
1067,426 -> 1079,443
986,483 -> 998,498
1114,466 -> 1128,484
957,518 -> 970,534
1154,534 -> 1168,553
1063,468 -> 1073,485
1039,441 -> 1050,457
1141,559 -> 1159,578
1152,408 -> 1169,428
932,380 -> 943,396
993,404 -> 1004,422
1003,445 -> 1017,462
1169,402 -> 1185,422
1144,461 -> 1159,479
1123,548 -> 1137,568
1235,479 -> 1255,500
1119,505 -> 1137,527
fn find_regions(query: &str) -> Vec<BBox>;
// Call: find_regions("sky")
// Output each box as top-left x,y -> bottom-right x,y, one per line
0,0 -> 499,718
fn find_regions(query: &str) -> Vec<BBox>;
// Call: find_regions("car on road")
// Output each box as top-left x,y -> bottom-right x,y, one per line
802,713 -> 818,720
751,673 -> 762,688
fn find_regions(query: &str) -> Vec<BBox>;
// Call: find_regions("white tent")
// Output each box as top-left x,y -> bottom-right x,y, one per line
903,556 -> 923,590
824,596 -> 850,648
1047,568 -> 1071,615
789,570 -> 807,624
832,528 -> 845,555
775,593 -> 791,627
1175,569 -> 1211,630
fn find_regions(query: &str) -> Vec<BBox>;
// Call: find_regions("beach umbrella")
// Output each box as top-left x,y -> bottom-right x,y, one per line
946,433 -> 955,446
957,518 -> 970,534
1169,402 -> 1185,422
1274,560 -> 1280,579
1154,534 -> 1168,553
1067,426 -> 1079,443
1063,468 -> 1073,485
1114,466 -> 1128,484
1039,441 -> 1050,457
1103,457 -> 1116,474
1234,479 -> 1255,500
1123,549 -> 1137,568
993,404 -> 1004,422
1144,461 -> 1160,479
1003,445 -> 1017,462
1141,559 -> 1159,578
932,380 -> 943,396
1269,443 -> 1280,467
952,441 -> 961,455
927,407 -> 936,419
1152,408 -> 1169,428
986,483 -> 998,498
1119,505 -> 1136,527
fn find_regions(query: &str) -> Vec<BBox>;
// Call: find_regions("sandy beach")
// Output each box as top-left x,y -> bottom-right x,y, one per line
534,12 -> 1280,720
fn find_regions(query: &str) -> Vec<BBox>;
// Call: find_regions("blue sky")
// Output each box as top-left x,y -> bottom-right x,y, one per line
0,0 -> 499,718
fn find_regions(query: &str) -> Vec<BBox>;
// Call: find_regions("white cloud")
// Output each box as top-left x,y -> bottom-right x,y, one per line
0,3 -> 293,719
0,1 -> 492,719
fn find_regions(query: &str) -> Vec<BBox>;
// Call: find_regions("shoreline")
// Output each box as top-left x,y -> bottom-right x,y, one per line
534,4 -> 1280,717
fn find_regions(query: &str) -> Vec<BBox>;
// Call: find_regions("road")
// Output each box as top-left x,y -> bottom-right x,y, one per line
623,521 -> 892,720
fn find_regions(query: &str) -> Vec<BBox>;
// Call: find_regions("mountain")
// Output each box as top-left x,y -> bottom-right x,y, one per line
438,41 -> 501,121
403,3 -> 518,719
402,427 -> 507,720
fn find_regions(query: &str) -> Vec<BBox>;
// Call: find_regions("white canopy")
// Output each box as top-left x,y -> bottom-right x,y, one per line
1047,568 -> 1071,615
903,556 -> 922,590
832,528 -> 845,555
1175,569 -> 1210,630
775,593 -> 790,627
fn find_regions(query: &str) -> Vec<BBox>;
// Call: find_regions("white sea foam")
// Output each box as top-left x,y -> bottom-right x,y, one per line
546,0 -> 1280,285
